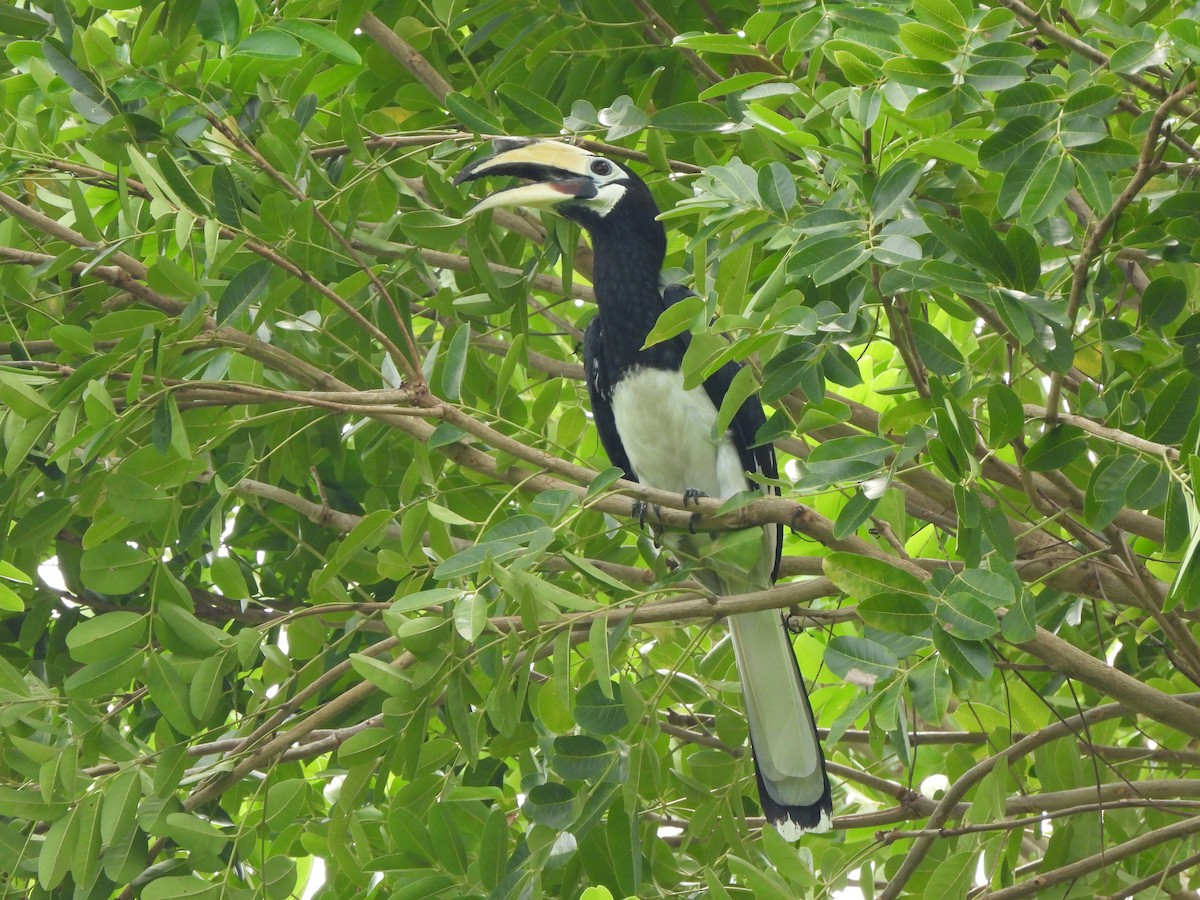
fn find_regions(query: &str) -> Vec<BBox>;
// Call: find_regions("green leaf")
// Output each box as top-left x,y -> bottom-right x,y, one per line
575,680 -> 630,734
758,162 -> 797,216
453,592 -> 487,641
195,0 -> 240,44
1085,454 -> 1137,529
66,612 -> 147,664
937,591 -> 1000,639
834,50 -> 882,85
338,727 -> 391,766
42,38 -> 107,105
986,383 -> 1024,446
79,544 -> 154,594
1019,146 -> 1075,224
439,324 -> 471,401
978,115 -> 1053,172
1109,40 -> 1163,74
523,783 -> 575,829
37,808 -> 76,891
234,28 -> 302,59
1023,425 -> 1087,471
872,159 -> 922,220
157,601 -> 231,656
496,83 -> 562,131
274,20 -> 361,64
478,807 -> 510,891
210,555 -> 249,600
0,374 -> 52,417
643,294 -> 705,348
1145,373 -> 1200,444
211,165 -> 243,228
994,83 -> 1057,121
1005,225 -> 1040,291
428,422 -> 468,449
910,319 -> 965,375
0,561 -> 28,588
713,365 -> 758,440
933,627 -> 993,680
144,652 -> 196,734
910,661 -> 952,721
899,22 -> 959,62
881,57 -> 954,90
807,435 -> 893,478
190,653 -> 225,722
0,6 -> 51,37
349,653 -> 409,696
912,0 -> 966,32
1001,589 -> 1038,642
650,102 -> 729,132
955,568 -> 1017,607
100,768 -> 140,843
1144,276 -> 1188,330
446,92 -> 503,133
1067,140 -> 1136,177
1167,18 -> 1200,61
822,344 -> 865,386
165,812 -> 230,855
552,735 -> 612,780
433,540 -> 522,579
824,551 -> 928,599
0,584 -> 23,612
857,592 -> 934,634
823,636 -> 900,687
63,651 -> 145,699
833,489 -> 879,540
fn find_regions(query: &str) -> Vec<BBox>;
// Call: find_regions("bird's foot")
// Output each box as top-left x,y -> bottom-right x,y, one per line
631,499 -> 662,530
683,488 -> 708,533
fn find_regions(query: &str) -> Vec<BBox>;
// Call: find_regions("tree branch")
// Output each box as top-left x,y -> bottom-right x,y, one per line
880,694 -> 1200,899
976,813 -> 1200,900
1047,79 -> 1198,415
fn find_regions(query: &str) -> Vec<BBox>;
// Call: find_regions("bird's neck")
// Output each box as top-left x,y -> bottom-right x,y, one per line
589,230 -> 667,356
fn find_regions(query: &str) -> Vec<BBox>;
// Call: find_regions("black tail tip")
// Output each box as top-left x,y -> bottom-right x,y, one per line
754,760 -> 833,840
769,804 -> 833,840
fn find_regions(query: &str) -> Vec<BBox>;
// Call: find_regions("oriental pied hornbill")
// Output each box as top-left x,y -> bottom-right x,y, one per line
456,139 -> 832,838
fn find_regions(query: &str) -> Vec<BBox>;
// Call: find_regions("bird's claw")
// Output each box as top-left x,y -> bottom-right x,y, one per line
632,499 -> 660,530
683,488 -> 707,533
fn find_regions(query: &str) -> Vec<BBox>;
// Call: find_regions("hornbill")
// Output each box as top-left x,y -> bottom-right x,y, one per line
456,139 -> 832,838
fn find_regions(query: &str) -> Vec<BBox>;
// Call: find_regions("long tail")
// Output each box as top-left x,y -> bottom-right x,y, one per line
669,529 -> 832,837
728,606 -> 832,838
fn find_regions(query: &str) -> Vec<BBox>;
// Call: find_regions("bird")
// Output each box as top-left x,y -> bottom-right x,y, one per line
455,138 -> 832,838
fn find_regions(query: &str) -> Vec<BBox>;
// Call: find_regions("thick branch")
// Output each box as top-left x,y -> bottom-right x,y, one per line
880,694 -> 1200,899
976,813 -> 1200,900
361,13 -> 455,101
1024,405 -> 1181,461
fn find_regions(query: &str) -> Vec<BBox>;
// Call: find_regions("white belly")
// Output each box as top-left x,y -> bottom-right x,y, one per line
610,367 -> 748,500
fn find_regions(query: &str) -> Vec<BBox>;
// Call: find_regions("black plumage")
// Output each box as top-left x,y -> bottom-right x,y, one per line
458,139 -> 832,836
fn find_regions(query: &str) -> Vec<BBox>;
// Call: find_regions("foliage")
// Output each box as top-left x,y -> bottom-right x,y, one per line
1,0 -> 1199,897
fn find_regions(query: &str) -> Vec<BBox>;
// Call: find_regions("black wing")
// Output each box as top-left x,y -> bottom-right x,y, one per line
583,316 -> 637,481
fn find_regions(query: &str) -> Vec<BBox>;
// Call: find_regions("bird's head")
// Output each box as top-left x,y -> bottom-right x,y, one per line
455,138 -> 666,263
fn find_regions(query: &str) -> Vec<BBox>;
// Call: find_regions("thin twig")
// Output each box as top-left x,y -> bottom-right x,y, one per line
1046,79 -> 1198,416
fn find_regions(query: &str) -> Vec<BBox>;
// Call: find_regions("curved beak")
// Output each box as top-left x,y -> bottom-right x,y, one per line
454,139 -> 597,216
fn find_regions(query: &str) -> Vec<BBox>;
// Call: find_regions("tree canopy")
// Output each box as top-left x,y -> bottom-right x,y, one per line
1,0 -> 1199,897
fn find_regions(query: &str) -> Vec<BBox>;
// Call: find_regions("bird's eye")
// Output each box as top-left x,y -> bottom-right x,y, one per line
590,159 -> 613,177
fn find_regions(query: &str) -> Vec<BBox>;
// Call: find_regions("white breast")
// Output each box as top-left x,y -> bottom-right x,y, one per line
610,367 -> 748,500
